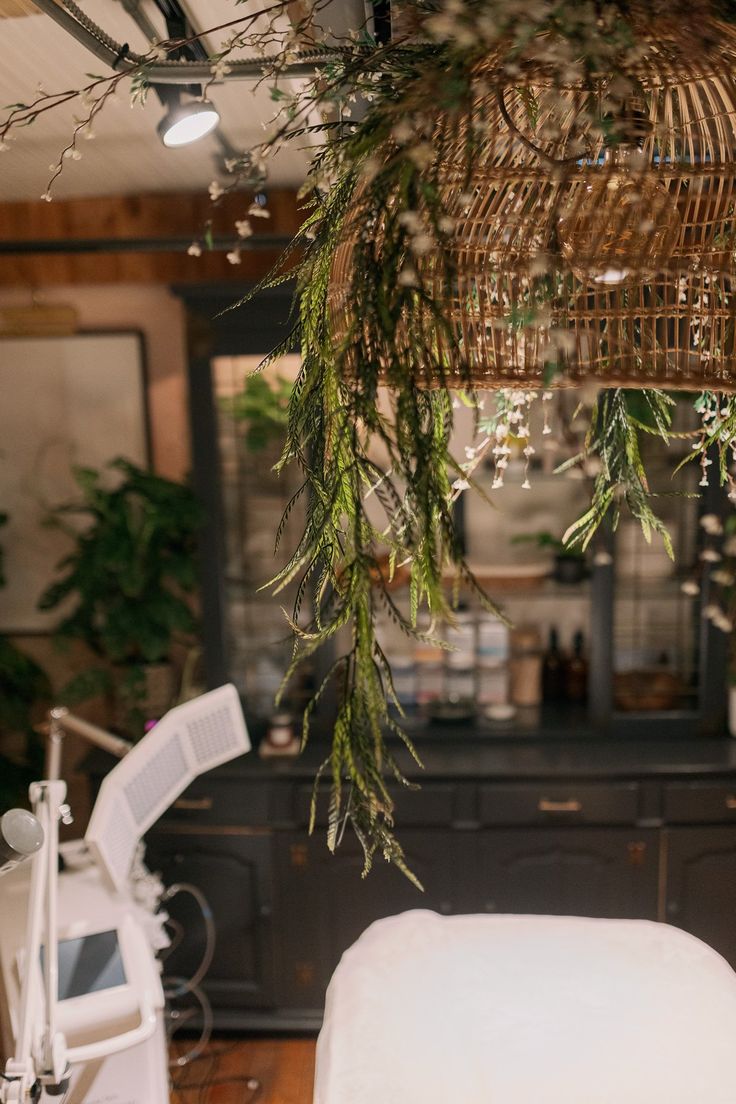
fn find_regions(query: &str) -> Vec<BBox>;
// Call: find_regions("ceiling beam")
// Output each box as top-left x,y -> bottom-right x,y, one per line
0,189 -> 303,285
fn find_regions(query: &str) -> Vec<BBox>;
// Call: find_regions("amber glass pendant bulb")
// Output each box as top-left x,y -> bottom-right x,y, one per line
557,147 -> 682,286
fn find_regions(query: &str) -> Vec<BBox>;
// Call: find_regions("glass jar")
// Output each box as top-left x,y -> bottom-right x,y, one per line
509,626 -> 543,707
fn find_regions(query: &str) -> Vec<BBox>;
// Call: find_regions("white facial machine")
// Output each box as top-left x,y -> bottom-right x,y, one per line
0,683 -> 251,1104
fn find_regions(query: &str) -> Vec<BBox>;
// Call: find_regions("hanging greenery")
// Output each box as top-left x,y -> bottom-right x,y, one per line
5,0 -> 736,874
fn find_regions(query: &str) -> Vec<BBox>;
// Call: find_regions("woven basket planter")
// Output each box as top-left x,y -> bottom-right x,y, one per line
330,9 -> 736,392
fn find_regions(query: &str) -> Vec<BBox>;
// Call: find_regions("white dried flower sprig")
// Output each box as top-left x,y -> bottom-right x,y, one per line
0,0 -> 329,199
685,503 -> 736,639
448,388 -> 555,499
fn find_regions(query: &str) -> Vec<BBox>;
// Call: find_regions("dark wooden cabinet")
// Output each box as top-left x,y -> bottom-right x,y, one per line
665,826 -> 736,967
145,829 -> 276,1011
475,828 -> 658,919
127,738 -> 736,1029
274,829 -> 461,1007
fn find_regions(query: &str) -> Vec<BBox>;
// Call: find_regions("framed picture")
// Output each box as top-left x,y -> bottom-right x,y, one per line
0,331 -> 149,632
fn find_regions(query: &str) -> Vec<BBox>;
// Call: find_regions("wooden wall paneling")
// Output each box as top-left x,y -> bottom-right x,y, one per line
0,190 -> 303,285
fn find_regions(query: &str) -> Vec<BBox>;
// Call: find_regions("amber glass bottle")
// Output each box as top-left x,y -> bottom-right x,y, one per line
564,630 -> 588,703
542,627 -> 565,703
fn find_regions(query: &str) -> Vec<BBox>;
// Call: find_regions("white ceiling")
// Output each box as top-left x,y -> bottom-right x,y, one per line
0,0 -> 327,201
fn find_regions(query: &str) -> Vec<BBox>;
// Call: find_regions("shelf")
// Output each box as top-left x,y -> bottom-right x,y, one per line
489,579 -> 590,601
615,576 -> 696,600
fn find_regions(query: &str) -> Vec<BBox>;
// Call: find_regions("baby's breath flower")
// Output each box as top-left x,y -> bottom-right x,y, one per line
700,513 -> 723,536
226,248 -> 242,265
409,233 -> 433,256
235,219 -> 253,238
397,210 -> 422,234
398,266 -> 419,288
407,142 -> 434,170
360,156 -> 381,182
187,242 -> 202,257
391,119 -> 414,145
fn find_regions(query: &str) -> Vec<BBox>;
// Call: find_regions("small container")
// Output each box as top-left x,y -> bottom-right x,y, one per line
416,662 -> 444,704
477,665 -> 510,706
446,667 -> 475,701
446,612 -> 477,670
509,626 -> 543,707
478,617 -> 510,666
389,657 -> 417,709
266,713 -> 295,748
414,639 -> 445,666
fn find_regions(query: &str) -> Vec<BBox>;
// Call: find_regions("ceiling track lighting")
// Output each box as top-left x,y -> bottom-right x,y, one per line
156,90 -> 220,148
34,0 -> 335,80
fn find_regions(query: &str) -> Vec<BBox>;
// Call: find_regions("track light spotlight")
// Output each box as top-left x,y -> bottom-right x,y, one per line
157,96 -> 220,148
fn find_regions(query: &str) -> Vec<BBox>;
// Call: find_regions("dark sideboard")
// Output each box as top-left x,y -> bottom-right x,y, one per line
121,734 -> 736,1031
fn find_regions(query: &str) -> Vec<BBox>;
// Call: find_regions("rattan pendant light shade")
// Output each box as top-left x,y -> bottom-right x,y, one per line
329,13 -> 736,391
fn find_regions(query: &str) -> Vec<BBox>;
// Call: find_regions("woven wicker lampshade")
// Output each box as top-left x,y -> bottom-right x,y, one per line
329,10 -> 736,391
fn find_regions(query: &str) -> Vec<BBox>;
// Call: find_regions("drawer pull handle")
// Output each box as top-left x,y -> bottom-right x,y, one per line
726,796 -> 736,810
538,798 -> 582,814
174,797 -> 213,811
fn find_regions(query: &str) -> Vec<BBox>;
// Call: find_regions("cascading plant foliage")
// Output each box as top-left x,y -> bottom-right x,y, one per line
231,0 -> 736,877
6,0 -> 736,876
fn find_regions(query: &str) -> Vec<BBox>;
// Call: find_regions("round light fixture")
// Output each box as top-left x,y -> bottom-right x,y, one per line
158,99 -> 220,148
557,147 -> 682,287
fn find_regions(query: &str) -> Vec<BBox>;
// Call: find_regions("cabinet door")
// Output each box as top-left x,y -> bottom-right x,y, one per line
275,829 -> 464,1008
476,828 -> 659,919
145,829 -> 275,1010
666,827 -> 736,968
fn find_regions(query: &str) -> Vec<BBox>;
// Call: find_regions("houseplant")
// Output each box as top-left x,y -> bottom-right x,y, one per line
222,372 -> 293,453
512,531 -> 588,585
38,459 -> 202,738
4,0 -> 736,873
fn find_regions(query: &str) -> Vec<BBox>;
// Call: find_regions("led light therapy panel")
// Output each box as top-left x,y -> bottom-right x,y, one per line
86,684 -> 250,892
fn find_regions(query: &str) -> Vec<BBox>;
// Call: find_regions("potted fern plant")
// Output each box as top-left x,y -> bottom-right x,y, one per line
38,459 -> 202,738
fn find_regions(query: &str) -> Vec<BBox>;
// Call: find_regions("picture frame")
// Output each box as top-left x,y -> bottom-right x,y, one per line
0,330 -> 149,632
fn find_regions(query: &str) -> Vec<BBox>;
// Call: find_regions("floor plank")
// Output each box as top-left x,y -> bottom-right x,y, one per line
170,1037 -> 316,1104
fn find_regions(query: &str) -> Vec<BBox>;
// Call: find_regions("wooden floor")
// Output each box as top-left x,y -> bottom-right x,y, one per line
170,1037 -> 316,1104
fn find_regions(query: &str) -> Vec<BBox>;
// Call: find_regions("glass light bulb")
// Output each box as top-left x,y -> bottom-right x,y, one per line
557,148 -> 681,285
160,102 -> 220,148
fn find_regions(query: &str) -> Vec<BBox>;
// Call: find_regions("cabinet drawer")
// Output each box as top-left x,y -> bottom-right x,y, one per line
163,780 -> 270,826
479,783 -> 639,826
663,782 -> 736,824
297,782 -> 457,827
